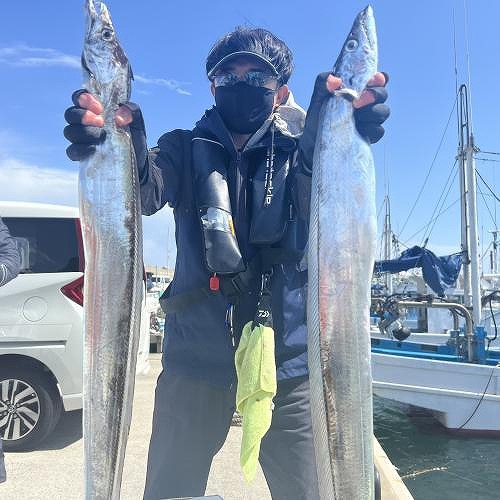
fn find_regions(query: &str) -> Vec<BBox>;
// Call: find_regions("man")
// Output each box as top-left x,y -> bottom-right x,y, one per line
0,217 -> 22,483
64,27 -> 389,499
0,218 -> 20,289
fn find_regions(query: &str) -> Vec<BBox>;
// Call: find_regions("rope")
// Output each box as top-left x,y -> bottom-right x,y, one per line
475,157 -> 500,164
456,364 -> 497,431
476,184 -> 497,229
476,169 -> 500,202
477,150 -> 500,156
399,95 -> 458,238
420,159 -> 459,246
402,198 -> 461,246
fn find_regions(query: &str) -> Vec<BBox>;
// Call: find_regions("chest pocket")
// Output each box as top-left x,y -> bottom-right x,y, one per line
249,150 -> 290,245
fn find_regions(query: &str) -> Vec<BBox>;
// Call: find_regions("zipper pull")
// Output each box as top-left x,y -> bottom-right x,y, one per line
226,304 -> 235,347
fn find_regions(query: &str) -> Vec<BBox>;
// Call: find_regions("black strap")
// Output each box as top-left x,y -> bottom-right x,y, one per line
161,246 -> 305,315
251,273 -> 273,329
159,286 -> 212,315
260,247 -> 304,271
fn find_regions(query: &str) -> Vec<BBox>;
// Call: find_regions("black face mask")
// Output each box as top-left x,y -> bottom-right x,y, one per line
215,82 -> 276,134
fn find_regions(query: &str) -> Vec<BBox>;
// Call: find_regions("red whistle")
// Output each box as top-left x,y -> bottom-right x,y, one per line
209,274 -> 220,291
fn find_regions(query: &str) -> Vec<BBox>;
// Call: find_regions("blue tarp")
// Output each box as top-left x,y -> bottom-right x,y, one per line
374,246 -> 463,296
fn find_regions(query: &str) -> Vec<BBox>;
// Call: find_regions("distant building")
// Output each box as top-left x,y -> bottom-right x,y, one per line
145,264 -> 173,292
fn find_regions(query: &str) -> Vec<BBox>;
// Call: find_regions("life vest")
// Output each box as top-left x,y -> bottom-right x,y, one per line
160,111 -> 306,315
191,124 -> 293,279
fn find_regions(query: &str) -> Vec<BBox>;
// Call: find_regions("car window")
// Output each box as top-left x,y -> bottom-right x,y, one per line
3,217 -> 80,273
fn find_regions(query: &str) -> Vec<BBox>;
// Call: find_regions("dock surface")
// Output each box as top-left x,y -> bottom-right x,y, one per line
1,354 -> 412,499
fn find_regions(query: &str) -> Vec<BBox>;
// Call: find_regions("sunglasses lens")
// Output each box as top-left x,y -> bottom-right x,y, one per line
214,71 -> 276,88
214,73 -> 238,87
246,71 -> 267,87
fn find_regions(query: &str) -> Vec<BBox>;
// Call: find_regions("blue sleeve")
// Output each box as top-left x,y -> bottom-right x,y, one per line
290,151 -> 311,226
0,218 -> 21,286
138,130 -> 188,216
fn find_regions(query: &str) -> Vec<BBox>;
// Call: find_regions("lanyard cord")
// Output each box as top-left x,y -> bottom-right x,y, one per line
263,122 -> 276,208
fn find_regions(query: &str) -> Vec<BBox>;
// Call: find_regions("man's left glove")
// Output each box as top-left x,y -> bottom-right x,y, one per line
353,72 -> 389,144
299,71 -> 390,172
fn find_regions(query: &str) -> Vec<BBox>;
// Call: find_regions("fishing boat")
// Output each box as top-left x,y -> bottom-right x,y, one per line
370,83 -> 500,434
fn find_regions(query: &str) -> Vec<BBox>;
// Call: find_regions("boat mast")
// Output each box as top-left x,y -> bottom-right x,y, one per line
383,196 -> 393,295
458,84 -> 482,324
466,130 -> 482,324
458,85 -> 471,308
490,230 -> 499,274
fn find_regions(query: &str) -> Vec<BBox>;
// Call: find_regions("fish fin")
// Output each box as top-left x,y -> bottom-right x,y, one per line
81,54 -> 94,80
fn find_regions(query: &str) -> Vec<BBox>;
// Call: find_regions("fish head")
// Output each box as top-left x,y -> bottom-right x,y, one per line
82,0 -> 131,99
333,5 -> 378,98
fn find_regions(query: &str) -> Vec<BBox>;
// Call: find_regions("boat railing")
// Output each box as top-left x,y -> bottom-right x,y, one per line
397,300 -> 474,362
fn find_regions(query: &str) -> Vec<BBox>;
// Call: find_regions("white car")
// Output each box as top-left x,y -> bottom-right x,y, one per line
0,201 -> 149,451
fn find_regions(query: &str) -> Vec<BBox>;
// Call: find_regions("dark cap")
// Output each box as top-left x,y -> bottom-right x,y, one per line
205,27 -> 294,86
207,50 -> 279,80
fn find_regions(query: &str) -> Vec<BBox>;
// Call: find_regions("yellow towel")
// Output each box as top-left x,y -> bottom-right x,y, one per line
234,320 -> 277,483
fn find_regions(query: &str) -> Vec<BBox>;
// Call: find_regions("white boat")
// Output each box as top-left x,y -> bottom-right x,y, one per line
372,352 -> 500,433
370,83 -> 500,434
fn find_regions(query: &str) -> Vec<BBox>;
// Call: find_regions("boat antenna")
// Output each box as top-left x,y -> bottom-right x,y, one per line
457,1 -> 482,324
452,8 -> 460,138
463,0 -> 474,130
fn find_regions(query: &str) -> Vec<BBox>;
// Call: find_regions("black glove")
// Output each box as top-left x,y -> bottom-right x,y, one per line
63,89 -> 148,168
353,73 -> 390,144
299,72 -> 390,172
64,89 -> 105,161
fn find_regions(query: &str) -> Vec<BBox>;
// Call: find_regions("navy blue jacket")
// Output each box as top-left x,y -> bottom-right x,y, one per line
138,104 -> 311,387
0,217 -> 21,287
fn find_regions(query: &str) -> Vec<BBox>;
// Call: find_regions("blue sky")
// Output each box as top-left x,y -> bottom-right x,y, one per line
1,0 -> 499,269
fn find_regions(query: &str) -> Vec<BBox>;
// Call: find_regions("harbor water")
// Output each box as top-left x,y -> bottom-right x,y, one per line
374,396 -> 500,499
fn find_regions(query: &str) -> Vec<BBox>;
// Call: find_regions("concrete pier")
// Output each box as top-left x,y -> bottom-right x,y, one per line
0,354 -> 412,499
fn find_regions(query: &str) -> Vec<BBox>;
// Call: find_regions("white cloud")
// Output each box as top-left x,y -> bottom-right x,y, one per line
0,158 -> 79,206
0,44 -> 80,69
0,156 -> 176,267
134,75 -> 191,95
0,43 -> 191,95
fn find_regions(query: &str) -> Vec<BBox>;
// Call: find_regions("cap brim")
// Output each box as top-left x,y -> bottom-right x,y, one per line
207,51 -> 279,80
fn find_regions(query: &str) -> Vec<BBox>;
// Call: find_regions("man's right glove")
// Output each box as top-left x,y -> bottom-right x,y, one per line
63,89 -> 148,168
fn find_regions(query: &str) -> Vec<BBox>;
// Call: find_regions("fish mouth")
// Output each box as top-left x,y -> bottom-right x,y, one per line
358,5 -> 376,50
85,1 -> 113,37
84,0 -> 97,37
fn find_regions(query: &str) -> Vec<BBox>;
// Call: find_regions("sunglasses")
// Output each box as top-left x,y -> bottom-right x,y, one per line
213,70 -> 278,88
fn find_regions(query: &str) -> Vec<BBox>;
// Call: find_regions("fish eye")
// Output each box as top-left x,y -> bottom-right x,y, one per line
102,29 -> 114,41
345,39 -> 358,51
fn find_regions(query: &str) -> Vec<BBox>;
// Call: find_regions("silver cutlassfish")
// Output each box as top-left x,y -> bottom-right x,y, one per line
307,5 -> 378,499
79,1 -> 143,498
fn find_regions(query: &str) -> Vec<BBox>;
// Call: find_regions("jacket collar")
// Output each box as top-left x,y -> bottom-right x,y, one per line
194,91 -> 306,156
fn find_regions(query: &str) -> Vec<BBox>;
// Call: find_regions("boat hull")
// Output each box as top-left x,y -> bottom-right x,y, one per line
372,352 -> 500,433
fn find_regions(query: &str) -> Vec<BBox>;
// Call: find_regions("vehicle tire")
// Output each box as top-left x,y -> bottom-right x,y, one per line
0,366 -> 63,452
